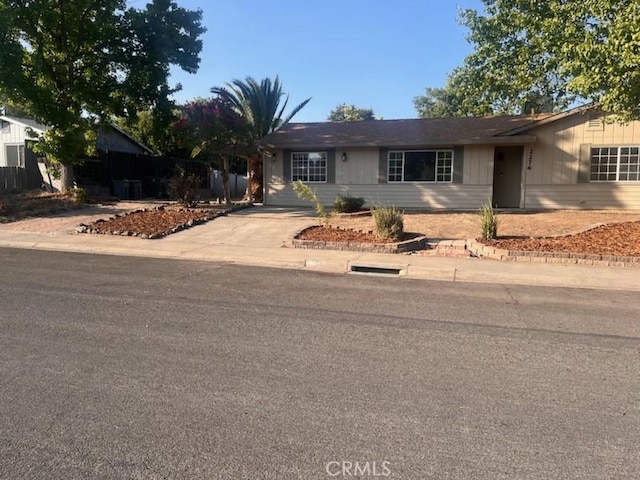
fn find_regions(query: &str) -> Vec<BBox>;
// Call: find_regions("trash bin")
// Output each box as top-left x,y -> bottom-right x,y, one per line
112,179 -> 128,199
129,180 -> 142,200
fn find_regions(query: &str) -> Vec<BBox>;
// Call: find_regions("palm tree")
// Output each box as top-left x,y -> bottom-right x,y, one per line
212,76 -> 310,138
211,76 -> 311,201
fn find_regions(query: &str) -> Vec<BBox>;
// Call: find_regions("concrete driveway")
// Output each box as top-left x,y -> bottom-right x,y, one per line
162,206 -> 317,248
0,203 -> 318,248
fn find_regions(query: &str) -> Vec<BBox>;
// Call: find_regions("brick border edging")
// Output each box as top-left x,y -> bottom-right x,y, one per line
466,239 -> 640,268
288,226 -> 428,254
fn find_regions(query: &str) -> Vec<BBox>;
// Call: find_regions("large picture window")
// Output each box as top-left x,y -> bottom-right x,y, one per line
4,144 -> 25,168
388,150 -> 453,182
590,147 -> 640,182
291,152 -> 327,183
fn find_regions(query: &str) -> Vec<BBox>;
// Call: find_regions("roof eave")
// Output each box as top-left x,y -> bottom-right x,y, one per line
262,135 -> 537,150
498,103 -> 597,136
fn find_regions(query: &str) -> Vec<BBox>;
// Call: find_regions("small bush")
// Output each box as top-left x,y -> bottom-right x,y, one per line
68,187 -> 88,204
292,180 -> 332,224
479,202 -> 499,239
333,194 -> 365,213
169,169 -> 201,207
371,205 -> 404,241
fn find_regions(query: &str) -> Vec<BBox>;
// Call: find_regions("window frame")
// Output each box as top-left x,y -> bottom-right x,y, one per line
590,146 -> 640,183
291,151 -> 328,183
4,143 -> 26,168
387,149 -> 454,183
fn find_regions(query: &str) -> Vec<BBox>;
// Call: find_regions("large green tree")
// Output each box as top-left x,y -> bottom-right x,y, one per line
434,0 -> 640,118
211,76 -> 311,201
327,103 -> 376,121
0,0 -> 205,189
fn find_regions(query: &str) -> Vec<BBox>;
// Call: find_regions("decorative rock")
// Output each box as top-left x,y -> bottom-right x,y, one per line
75,225 -> 88,233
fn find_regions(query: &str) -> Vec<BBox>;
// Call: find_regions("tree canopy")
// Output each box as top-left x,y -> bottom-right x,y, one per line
0,0 -> 205,186
212,76 -> 311,142
327,103 -> 377,122
415,0 -> 640,119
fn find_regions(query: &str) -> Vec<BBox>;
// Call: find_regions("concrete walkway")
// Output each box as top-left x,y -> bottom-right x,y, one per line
1,204 -> 638,291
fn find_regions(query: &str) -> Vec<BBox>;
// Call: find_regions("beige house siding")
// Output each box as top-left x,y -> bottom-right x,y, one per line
522,113 -> 640,208
463,145 -> 494,185
524,184 -> 640,209
265,146 -> 493,209
266,183 -> 491,210
335,148 -> 379,184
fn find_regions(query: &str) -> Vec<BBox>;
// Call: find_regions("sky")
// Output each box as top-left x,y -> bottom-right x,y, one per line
158,0 -> 487,123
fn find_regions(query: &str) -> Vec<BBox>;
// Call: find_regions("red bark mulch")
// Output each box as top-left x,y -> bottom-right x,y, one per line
481,221 -> 640,257
296,225 -> 420,244
82,206 -> 231,238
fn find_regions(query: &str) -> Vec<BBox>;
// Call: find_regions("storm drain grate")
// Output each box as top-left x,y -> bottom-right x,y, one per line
348,263 -> 406,277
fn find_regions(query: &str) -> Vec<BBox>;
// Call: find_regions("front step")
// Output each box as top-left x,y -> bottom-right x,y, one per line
418,240 -> 473,258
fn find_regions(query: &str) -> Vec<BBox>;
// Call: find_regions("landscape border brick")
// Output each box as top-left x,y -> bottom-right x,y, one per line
466,239 -> 640,269
289,226 -> 428,254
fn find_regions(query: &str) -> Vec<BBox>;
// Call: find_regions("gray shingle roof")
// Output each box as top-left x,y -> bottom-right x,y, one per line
260,115 -> 553,149
0,115 -> 48,132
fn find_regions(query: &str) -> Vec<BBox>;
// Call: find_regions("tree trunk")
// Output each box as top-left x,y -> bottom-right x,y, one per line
222,155 -> 231,205
243,156 -> 252,203
247,153 -> 263,203
60,163 -> 75,192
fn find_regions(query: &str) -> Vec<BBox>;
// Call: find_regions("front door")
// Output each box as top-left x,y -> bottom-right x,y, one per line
492,146 -> 523,208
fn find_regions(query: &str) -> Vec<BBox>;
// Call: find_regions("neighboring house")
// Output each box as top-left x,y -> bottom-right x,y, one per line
259,105 -> 640,210
0,115 -> 152,191
0,116 -> 46,190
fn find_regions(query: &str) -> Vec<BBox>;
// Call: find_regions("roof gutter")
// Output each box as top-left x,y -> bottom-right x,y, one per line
261,135 -> 537,150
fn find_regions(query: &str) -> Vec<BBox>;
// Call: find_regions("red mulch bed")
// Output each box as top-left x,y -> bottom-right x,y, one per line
296,225 -> 420,244
82,206 -> 231,238
481,221 -> 640,256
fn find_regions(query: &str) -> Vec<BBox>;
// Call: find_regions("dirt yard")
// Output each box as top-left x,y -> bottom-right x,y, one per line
328,210 -> 640,240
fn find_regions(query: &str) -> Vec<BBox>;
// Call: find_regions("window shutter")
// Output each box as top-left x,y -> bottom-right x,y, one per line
453,146 -> 464,183
378,148 -> 388,183
577,143 -> 591,183
283,149 -> 291,181
327,149 -> 336,184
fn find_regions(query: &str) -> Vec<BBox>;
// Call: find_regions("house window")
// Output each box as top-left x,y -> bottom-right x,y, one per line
388,150 -> 453,182
291,152 -> 327,183
590,147 -> 640,182
4,144 -> 25,168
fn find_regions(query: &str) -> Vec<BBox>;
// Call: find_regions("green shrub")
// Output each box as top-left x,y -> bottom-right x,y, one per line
169,169 -> 201,207
371,205 -> 404,241
333,194 -> 365,213
68,187 -> 88,204
479,202 -> 499,239
292,180 -> 332,224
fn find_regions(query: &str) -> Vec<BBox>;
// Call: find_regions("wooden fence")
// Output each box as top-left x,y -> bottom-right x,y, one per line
0,167 -> 29,191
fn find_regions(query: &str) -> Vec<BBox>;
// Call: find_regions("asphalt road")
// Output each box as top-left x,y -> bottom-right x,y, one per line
1,248 -> 639,479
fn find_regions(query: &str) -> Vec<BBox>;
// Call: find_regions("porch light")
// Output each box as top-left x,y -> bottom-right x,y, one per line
341,152 -> 347,162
